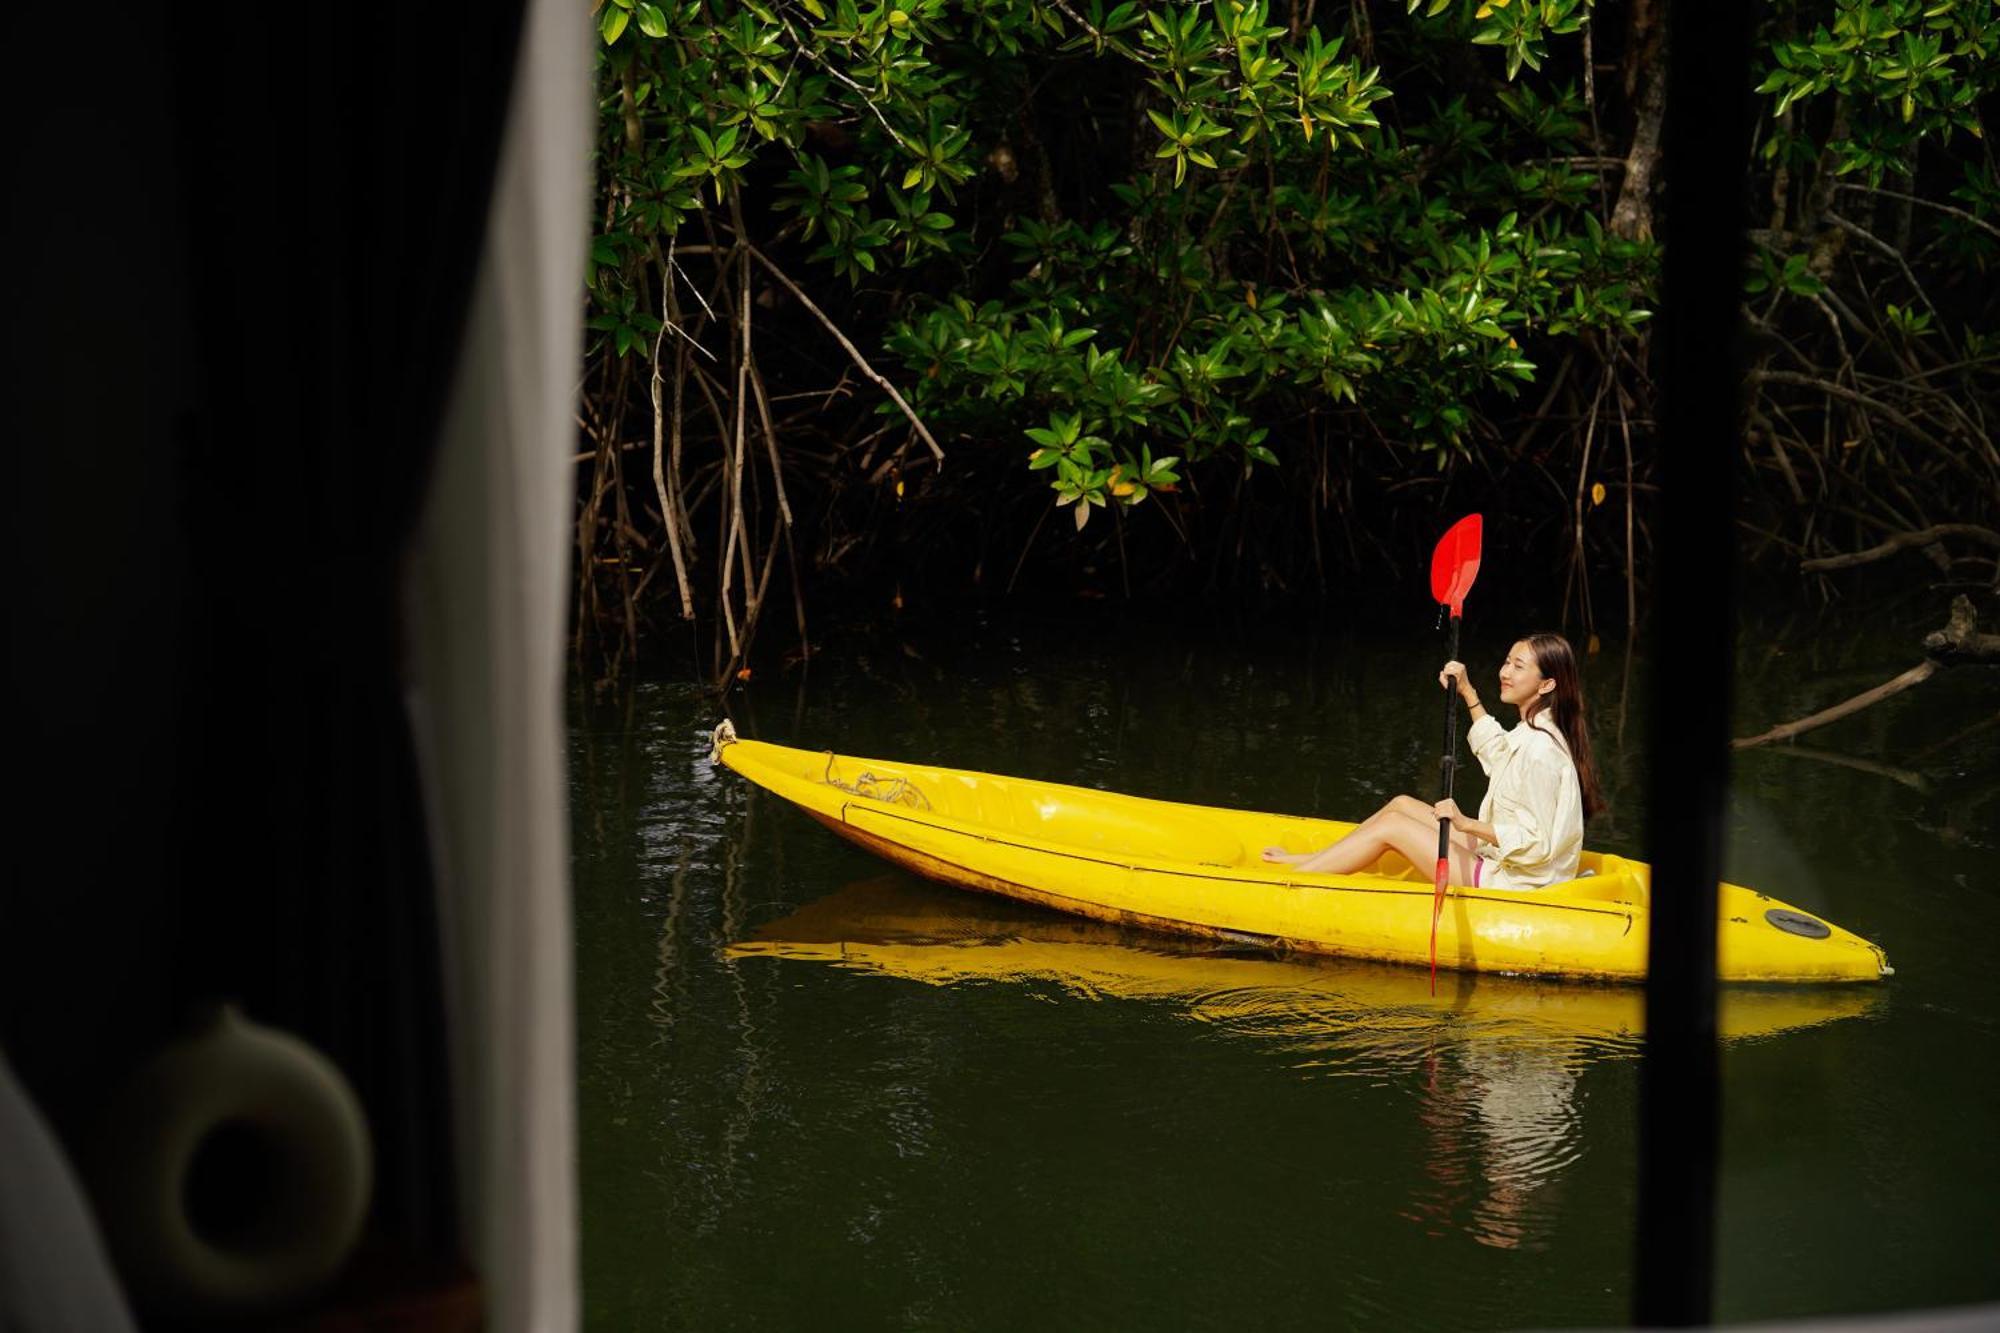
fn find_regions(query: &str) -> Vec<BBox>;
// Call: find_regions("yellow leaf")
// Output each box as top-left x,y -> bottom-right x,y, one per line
1590,481 -> 1606,507
1073,501 -> 1091,532
1587,633 -> 1601,656
895,477 -> 905,498
1476,3 -> 1493,15
1301,114 -> 1314,140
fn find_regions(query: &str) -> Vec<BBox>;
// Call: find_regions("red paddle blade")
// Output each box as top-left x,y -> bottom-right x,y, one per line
1429,514 -> 1484,617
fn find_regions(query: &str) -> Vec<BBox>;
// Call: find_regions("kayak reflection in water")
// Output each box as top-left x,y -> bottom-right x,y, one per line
1261,633 -> 1607,890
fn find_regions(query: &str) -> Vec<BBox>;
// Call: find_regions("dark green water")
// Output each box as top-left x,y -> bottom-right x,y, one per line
573,599 -> 1999,1329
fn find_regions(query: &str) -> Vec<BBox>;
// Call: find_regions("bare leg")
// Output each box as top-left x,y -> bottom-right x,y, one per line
1386,794 -> 1481,857
1280,809 -> 1481,883
1263,794 -> 1414,864
1264,792 -> 1488,868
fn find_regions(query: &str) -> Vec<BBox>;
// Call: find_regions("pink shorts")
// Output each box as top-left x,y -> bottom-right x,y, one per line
1471,858 -> 1483,887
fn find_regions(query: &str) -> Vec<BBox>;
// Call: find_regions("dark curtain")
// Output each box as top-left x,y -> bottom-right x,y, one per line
11,0 -> 526,1259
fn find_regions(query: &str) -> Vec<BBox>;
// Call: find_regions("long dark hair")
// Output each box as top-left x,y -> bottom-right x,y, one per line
1520,631 -> 1607,820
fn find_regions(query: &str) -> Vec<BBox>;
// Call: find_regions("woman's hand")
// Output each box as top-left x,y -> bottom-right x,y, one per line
1438,660 -> 1476,703
1433,798 -> 1465,823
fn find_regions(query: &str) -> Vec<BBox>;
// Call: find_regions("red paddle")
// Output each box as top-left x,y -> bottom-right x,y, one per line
1428,514 -> 1484,994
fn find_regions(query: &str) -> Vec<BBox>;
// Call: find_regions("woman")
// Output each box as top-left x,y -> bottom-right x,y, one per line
1261,633 -> 1605,889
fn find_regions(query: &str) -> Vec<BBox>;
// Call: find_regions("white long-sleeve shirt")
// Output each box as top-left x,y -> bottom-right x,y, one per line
1466,709 -> 1584,890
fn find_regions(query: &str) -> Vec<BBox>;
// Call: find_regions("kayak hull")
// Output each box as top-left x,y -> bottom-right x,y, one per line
715,730 -> 1890,985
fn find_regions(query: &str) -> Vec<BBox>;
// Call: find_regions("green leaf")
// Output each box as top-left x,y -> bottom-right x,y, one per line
600,6 -> 630,44
636,2 -> 669,37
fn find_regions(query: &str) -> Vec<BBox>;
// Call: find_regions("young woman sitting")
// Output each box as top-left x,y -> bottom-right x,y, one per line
1261,633 -> 1605,889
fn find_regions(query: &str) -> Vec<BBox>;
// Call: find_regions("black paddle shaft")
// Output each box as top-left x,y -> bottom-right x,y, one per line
1436,612 -> 1463,865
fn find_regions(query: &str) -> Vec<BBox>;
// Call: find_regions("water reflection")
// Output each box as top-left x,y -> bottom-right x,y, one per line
728,874 -> 1879,1252
578,616 -> 1997,1327
1402,1035 -> 1585,1250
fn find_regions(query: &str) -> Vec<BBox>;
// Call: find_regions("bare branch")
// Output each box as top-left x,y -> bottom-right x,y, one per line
1750,369 -> 1993,482
650,245 -> 696,619
1801,523 -> 2000,572
1822,211 -> 1953,348
1836,182 -> 2000,242
745,244 -> 946,466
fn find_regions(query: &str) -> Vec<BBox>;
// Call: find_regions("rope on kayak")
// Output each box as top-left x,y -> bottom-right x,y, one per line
822,753 -> 931,810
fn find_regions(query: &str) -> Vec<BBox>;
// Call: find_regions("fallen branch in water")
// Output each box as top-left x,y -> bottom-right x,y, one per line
1733,661 -> 1940,749
1921,594 -> 2000,665
1734,596 -> 1996,749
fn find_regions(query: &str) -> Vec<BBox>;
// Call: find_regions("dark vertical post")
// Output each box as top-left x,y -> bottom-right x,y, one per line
1638,0 -> 1753,1325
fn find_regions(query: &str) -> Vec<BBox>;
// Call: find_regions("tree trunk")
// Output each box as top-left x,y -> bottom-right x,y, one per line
1611,0 -> 1665,241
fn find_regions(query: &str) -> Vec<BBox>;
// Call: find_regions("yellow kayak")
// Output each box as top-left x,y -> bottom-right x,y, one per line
728,875 -> 1883,1044
711,723 -> 1892,985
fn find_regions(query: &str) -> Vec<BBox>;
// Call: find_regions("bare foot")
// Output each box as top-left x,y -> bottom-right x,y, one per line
1261,846 -> 1302,864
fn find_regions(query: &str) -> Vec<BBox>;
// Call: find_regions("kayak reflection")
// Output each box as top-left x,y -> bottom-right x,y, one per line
726,873 -> 1879,1053
729,873 -> 1879,1252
